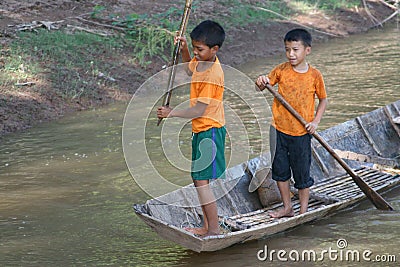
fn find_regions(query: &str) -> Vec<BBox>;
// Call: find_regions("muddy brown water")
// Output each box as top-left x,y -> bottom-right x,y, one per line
1,26 -> 399,266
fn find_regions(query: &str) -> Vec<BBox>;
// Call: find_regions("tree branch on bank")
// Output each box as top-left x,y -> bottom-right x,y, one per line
253,6 -> 342,37
381,9 -> 399,23
362,0 -> 383,27
378,0 -> 398,10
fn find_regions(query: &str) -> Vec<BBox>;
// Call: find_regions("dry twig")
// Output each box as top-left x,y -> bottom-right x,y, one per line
74,17 -> 127,32
15,82 -> 36,87
12,20 -> 64,31
66,25 -> 113,37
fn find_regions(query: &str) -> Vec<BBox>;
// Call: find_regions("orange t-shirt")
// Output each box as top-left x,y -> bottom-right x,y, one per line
189,57 -> 225,133
268,62 -> 327,136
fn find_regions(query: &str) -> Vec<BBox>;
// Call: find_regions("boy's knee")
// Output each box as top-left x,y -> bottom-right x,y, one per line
294,177 -> 314,189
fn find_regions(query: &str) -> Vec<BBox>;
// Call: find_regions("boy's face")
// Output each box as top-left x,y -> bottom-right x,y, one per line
192,40 -> 218,62
284,41 -> 311,67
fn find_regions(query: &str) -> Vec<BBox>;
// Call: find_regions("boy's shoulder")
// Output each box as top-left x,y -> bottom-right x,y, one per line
272,62 -> 292,72
190,56 -> 223,70
280,62 -> 323,77
191,57 -> 224,85
308,64 -> 324,77
277,61 -> 291,68
273,62 -> 323,75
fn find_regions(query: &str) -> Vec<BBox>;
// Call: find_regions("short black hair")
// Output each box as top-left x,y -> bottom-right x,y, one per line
190,20 -> 225,48
284,28 -> 312,47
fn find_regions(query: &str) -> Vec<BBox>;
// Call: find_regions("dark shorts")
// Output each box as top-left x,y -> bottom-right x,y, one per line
191,126 -> 226,180
270,127 -> 314,189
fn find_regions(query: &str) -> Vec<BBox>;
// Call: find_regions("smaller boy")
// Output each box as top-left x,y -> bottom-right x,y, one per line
157,20 -> 226,237
256,28 -> 328,218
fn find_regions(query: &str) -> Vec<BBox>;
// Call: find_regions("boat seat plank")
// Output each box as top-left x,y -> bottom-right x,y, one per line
334,149 -> 400,168
384,105 -> 400,137
356,117 -> 383,156
311,145 -> 329,175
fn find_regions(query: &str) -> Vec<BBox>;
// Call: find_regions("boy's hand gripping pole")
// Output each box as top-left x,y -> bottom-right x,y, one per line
157,0 -> 193,126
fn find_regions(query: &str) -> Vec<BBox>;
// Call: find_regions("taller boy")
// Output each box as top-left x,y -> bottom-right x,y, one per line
157,20 -> 226,237
256,28 -> 328,218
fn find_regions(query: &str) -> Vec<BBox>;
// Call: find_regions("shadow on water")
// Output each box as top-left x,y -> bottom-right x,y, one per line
0,26 -> 399,266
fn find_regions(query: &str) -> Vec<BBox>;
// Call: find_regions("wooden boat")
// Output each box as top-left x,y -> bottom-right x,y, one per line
133,100 -> 400,252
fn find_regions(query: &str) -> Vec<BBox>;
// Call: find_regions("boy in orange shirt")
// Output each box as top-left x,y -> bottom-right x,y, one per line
157,20 -> 226,237
256,28 -> 328,218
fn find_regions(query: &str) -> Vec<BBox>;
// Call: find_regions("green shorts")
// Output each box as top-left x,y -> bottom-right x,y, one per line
191,126 -> 226,180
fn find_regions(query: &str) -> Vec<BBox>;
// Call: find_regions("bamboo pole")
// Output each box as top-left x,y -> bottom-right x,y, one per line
157,0 -> 193,126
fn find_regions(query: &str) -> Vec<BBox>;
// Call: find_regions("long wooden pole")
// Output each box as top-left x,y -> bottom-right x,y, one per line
157,0 -> 193,126
264,83 -> 394,211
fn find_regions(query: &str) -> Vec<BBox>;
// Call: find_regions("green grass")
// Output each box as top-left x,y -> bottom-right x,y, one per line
301,0 -> 360,10
1,48 -> 39,86
4,30 -> 124,99
221,0 -> 292,27
128,26 -> 174,66
91,4 -> 181,67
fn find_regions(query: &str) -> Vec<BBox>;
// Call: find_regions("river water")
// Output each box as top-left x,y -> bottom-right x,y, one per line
1,27 -> 399,266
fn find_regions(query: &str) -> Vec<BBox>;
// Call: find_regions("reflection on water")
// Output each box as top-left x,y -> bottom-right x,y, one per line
0,26 -> 399,266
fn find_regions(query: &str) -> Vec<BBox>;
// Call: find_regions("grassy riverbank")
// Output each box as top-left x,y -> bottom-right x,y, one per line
0,0 -> 397,136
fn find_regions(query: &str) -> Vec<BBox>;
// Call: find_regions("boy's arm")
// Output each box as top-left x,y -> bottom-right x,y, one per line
157,102 -> 208,119
175,36 -> 191,62
180,41 -> 191,63
306,98 -> 328,134
175,36 -> 192,75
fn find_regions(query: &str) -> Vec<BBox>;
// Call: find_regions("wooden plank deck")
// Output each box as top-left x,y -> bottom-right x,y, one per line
222,167 -> 400,232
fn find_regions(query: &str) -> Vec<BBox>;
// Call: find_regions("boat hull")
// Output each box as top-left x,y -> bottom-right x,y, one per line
134,100 -> 400,252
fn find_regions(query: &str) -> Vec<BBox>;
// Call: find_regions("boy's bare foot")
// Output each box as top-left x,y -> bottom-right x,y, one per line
299,209 -> 308,215
184,227 -> 208,235
200,231 -> 220,239
269,208 -> 294,218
